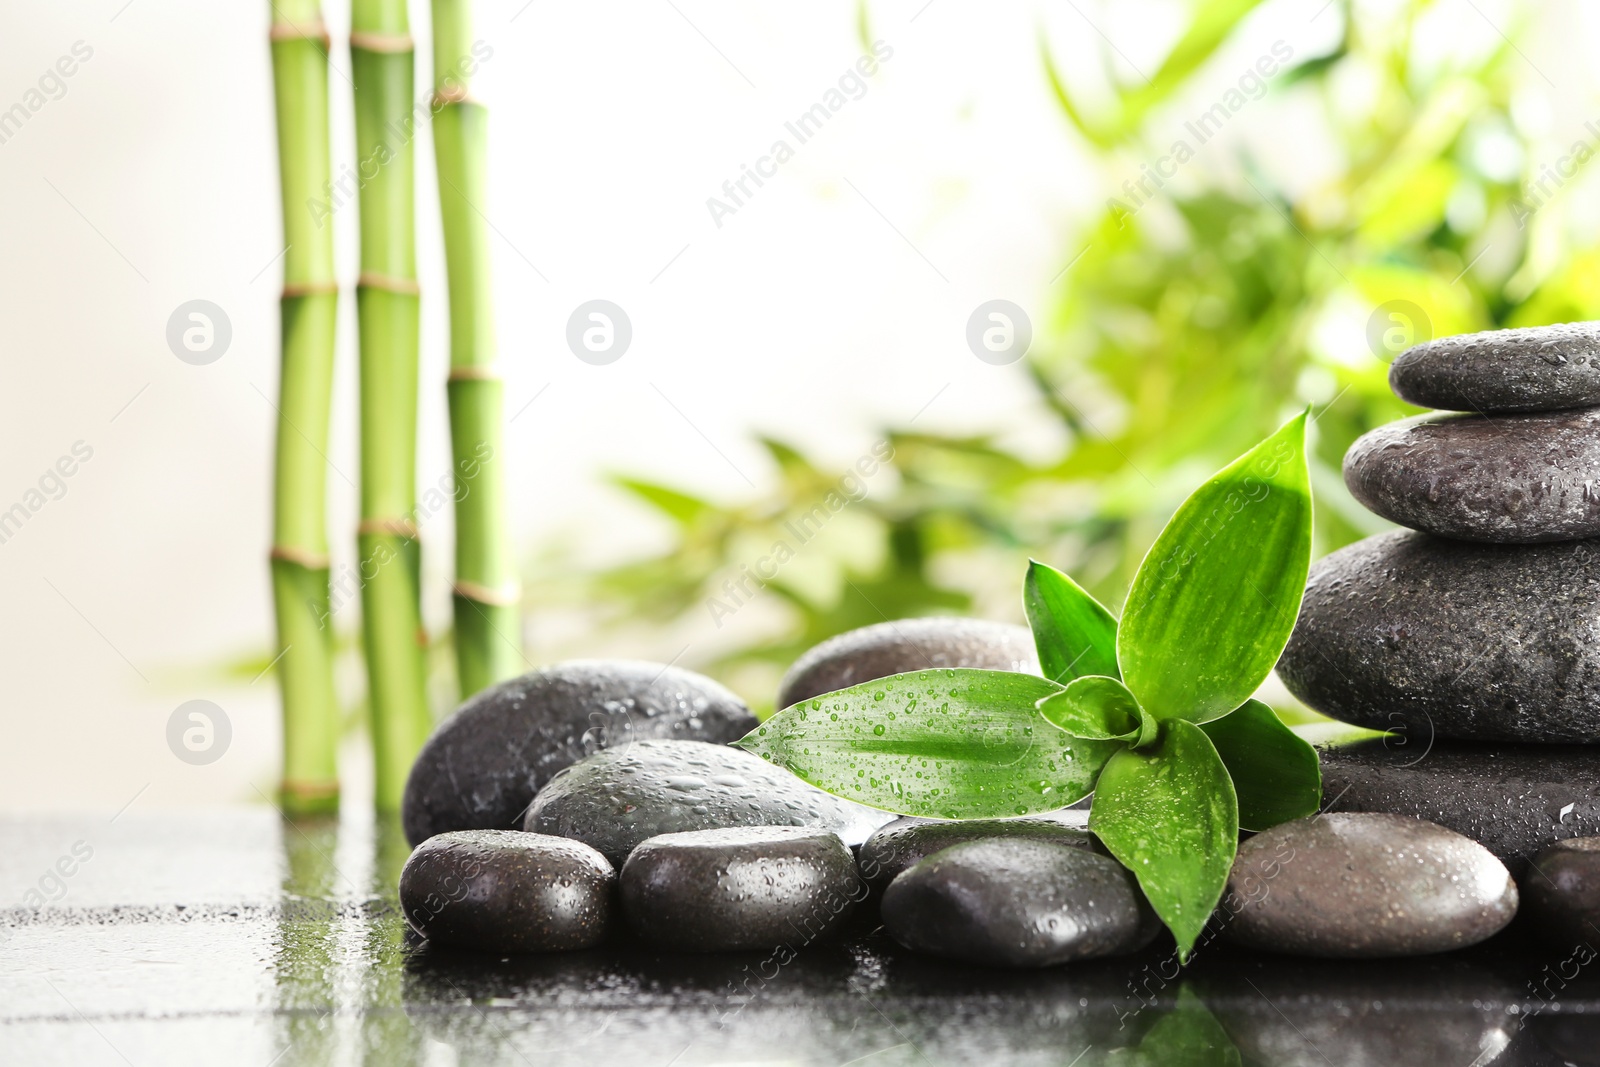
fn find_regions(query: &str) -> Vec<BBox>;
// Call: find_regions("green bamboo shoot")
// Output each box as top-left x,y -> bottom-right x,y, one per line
269,0 -> 340,816
431,0 -> 521,696
352,0 -> 431,810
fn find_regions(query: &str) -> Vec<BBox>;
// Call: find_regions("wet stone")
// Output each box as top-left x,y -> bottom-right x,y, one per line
619,826 -> 863,952
1223,813 -> 1517,958
857,812 -> 1094,891
1389,322 -> 1600,413
880,839 -> 1156,968
524,739 -> 894,867
398,829 -> 613,953
775,617 -> 1039,711
1343,409 -> 1600,543
1520,837 -> 1600,947
401,660 -> 757,845
1276,531 -> 1600,743
1316,739 -> 1600,879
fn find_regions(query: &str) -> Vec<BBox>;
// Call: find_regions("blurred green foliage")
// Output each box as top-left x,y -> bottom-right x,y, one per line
527,0 -> 1600,715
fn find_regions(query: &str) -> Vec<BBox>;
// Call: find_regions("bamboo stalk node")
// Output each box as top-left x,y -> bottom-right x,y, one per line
453,579 -> 522,607
269,19 -> 331,47
447,365 -> 501,383
357,271 -> 422,296
432,86 -> 476,107
281,280 -> 339,299
358,517 -> 420,538
270,545 -> 332,569
350,30 -> 415,54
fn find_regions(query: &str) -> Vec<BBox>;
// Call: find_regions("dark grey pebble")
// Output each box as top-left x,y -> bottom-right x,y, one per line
401,660 -> 757,845
1343,409 -> 1600,543
619,826 -> 863,951
1223,813 -> 1517,958
1317,738 -> 1600,880
881,839 -> 1156,967
1390,322 -> 1600,413
775,617 -> 1039,711
1276,531 -> 1600,743
1520,837 -> 1600,947
857,811 -> 1094,891
398,829 -> 613,952
524,739 -> 893,867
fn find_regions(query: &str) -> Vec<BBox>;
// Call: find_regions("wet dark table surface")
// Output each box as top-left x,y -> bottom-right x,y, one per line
2,810 -> 1598,1066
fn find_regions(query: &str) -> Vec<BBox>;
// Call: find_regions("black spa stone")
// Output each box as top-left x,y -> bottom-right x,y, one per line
775,617 -> 1040,711
398,829 -> 614,953
401,660 -> 758,845
1316,738 -> 1600,879
1222,813 -> 1517,958
880,838 -> 1156,968
1519,837 -> 1600,947
1389,322 -> 1600,413
856,812 -> 1094,891
1276,531 -> 1600,743
619,826 -> 863,952
523,739 -> 894,867
1342,408 -> 1600,543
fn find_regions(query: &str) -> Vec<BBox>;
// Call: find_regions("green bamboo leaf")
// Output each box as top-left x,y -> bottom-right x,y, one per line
611,476 -> 715,525
1041,0 -> 1269,146
1024,559 -> 1120,684
1118,0 -> 1271,130
737,669 -> 1120,819
1039,36 -> 1118,148
1117,411 -> 1312,723
1037,674 -> 1140,740
1089,720 -> 1237,961
1200,699 -> 1321,832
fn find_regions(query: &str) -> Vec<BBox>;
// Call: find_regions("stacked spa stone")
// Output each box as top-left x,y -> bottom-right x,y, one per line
1277,323 -> 1600,913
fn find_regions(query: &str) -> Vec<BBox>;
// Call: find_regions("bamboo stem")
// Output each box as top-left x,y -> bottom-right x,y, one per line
431,0 -> 522,697
353,0 -> 431,811
269,0 -> 340,816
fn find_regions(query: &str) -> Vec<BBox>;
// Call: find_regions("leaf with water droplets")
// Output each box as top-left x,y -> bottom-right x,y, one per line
1199,699 -> 1320,832
736,669 -> 1120,819
1117,411 -> 1312,724
1024,559 -> 1119,684
1089,720 -> 1237,962
1036,674 -> 1144,741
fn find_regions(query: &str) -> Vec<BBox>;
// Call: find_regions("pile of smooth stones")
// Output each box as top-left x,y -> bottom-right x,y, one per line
399,323 -> 1600,967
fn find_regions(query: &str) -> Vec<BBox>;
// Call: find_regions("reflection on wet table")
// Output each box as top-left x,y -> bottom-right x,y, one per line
1,810 -> 1596,1066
